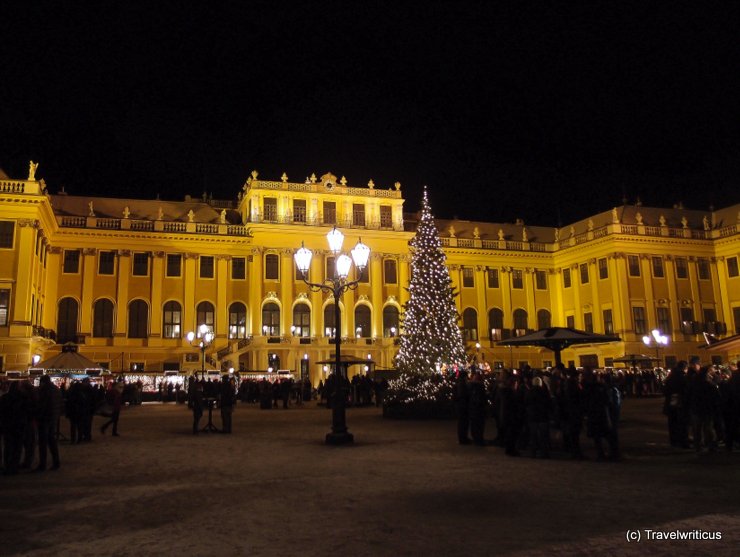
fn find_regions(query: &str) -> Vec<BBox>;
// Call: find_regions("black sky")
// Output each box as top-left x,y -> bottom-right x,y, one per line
2,1 -> 738,226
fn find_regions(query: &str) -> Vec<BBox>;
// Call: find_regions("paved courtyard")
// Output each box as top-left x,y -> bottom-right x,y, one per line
2,397 -> 739,556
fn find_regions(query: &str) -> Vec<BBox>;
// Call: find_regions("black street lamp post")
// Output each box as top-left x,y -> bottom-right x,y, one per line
294,227 -> 370,445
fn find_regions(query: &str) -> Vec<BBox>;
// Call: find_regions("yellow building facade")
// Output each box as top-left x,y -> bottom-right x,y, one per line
1,165 -> 739,383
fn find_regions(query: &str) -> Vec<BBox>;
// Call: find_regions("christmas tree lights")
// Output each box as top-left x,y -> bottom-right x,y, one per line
384,188 -> 466,417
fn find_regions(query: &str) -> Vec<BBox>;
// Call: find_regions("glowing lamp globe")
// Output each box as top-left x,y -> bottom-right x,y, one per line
336,254 -> 352,278
294,242 -> 313,275
351,238 -> 370,270
326,227 -> 344,254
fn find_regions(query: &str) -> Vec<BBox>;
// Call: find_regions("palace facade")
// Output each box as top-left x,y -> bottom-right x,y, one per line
1,165 -> 739,383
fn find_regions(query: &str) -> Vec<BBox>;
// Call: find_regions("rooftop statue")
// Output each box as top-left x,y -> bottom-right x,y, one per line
28,161 -> 38,181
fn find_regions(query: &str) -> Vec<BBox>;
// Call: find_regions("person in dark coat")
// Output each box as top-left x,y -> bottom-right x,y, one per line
663,361 -> 690,448
582,368 -> 614,460
78,378 -> 95,442
1,381 -> 30,475
219,375 -> 236,433
454,370 -> 471,444
191,382 -> 204,434
562,366 -> 585,459
687,366 -> 720,453
100,381 -> 124,436
722,363 -> 740,452
499,373 -> 524,456
36,375 -> 62,471
525,376 -> 551,458
468,370 -> 488,446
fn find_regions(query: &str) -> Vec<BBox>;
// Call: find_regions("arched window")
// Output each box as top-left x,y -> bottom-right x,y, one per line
488,308 -> 504,340
262,302 -> 280,336
383,305 -> 400,337
537,309 -> 551,330
163,301 -> 182,339
229,302 -> 247,339
292,303 -> 310,337
57,297 -> 79,344
128,300 -> 149,339
462,308 -> 478,341
196,301 -> 215,336
93,299 -> 114,338
354,305 -> 371,338
513,309 -> 528,337
324,303 -> 337,338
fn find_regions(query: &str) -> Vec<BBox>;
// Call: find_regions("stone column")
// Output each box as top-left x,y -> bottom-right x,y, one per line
280,249 -> 294,335
370,254 -> 383,337
150,251 -> 165,338
114,250 -> 131,336
79,247 -> 96,336
249,248 -> 263,336
216,255 -> 229,339
183,253 -> 198,332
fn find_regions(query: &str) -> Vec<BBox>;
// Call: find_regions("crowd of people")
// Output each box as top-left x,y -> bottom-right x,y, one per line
3,359 -> 738,475
456,363 -> 622,461
0,376 -> 128,475
663,357 -> 740,453
454,357 -> 740,460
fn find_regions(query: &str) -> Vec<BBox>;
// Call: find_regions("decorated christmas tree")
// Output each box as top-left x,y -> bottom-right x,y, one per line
395,187 -> 467,374
384,188 -> 467,418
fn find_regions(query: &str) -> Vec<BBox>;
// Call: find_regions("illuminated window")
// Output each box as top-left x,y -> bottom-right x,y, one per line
229,302 -> 248,339
323,304 -> 337,337
352,204 -> 365,226
262,302 -> 280,336
0,289 -> 10,326
728,256 -> 739,278
632,306 -> 646,335
355,305 -> 371,337
562,268 -> 571,288
163,301 -> 182,339
580,263 -> 589,284
292,303 -> 310,337
697,258 -> 710,280
462,308 -> 478,341
263,197 -> 277,222
383,306 -> 399,337
657,307 -> 671,334
488,308 -> 503,340
513,309 -> 528,336
603,309 -> 614,335
583,312 -> 593,333
293,199 -> 306,223
196,302 -> 215,335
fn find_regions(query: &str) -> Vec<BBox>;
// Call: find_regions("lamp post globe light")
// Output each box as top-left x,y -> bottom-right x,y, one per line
294,227 -> 370,445
187,323 -> 214,379
643,329 -> 669,367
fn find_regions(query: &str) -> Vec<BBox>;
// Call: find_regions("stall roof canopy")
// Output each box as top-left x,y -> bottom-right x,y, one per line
498,327 -> 621,365
35,343 -> 102,371
700,333 -> 740,353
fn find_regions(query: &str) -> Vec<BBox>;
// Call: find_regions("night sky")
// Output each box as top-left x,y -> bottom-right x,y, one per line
2,1 -> 738,226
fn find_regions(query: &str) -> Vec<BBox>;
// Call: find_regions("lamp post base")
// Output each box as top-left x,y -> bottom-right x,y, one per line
325,431 -> 354,445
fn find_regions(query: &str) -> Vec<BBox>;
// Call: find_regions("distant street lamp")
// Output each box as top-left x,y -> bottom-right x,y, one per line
187,324 -> 214,379
294,227 -> 370,445
643,329 -> 669,367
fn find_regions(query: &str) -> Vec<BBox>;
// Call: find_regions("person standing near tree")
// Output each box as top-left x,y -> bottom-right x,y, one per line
191,382 -> 204,434
454,370 -> 471,444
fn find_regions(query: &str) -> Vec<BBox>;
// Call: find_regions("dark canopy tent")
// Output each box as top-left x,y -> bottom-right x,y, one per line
497,327 -> 621,365
34,343 -> 102,372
